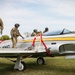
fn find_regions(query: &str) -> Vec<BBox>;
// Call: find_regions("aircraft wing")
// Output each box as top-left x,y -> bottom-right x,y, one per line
0,48 -> 46,57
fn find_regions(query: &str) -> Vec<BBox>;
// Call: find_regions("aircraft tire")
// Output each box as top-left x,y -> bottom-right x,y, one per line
18,62 -> 26,71
37,57 -> 45,65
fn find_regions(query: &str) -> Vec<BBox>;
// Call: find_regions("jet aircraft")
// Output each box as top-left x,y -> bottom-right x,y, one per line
0,28 -> 75,71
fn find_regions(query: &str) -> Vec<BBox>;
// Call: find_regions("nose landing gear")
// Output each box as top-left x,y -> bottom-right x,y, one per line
14,56 -> 26,71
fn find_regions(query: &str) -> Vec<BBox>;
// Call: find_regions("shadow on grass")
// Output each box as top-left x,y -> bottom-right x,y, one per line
0,58 -> 75,75
26,62 -> 75,72
25,58 -> 75,74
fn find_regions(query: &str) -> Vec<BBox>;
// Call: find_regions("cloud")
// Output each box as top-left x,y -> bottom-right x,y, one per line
40,0 -> 75,17
0,0 -> 75,36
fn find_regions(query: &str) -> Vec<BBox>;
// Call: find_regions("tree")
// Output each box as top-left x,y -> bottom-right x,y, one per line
0,35 -> 10,40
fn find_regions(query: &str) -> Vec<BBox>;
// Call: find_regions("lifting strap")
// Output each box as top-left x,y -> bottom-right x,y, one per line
32,36 -> 36,46
40,33 -> 50,56
32,33 -> 50,56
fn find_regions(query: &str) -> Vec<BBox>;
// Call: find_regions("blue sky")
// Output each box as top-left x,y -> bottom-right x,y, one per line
0,0 -> 75,37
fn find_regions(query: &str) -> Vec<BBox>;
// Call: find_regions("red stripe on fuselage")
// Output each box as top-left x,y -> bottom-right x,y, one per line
0,40 -> 4,44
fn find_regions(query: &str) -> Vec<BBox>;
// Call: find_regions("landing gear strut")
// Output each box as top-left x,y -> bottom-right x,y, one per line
37,57 -> 45,65
14,56 -> 26,71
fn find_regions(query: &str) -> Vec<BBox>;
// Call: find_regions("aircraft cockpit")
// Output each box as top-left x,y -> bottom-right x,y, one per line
43,28 -> 74,36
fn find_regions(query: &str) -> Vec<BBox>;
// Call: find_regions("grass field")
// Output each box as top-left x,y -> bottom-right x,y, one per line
0,57 -> 75,75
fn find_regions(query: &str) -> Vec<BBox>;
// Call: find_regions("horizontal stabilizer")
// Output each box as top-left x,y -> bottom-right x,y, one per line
66,55 -> 75,59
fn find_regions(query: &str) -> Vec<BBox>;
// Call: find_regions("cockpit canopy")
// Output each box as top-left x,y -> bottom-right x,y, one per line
43,28 -> 73,36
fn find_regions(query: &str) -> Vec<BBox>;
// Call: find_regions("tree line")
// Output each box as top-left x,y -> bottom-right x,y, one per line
0,35 -> 10,40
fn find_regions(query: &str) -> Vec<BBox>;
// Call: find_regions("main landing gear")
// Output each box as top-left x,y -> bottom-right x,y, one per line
36,57 -> 45,65
14,56 -> 45,71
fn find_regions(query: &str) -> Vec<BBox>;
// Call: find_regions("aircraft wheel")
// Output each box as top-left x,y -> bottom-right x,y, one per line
18,62 -> 26,71
37,57 -> 45,65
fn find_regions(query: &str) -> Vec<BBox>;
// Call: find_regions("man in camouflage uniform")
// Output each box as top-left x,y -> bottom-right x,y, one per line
0,18 -> 4,35
31,29 -> 37,36
10,24 -> 24,48
31,29 -> 41,36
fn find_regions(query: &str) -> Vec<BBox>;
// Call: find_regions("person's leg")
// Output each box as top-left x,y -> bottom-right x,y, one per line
12,37 -> 17,48
15,37 -> 17,48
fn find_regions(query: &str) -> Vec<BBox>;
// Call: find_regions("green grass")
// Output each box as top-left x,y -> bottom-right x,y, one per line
0,57 -> 75,75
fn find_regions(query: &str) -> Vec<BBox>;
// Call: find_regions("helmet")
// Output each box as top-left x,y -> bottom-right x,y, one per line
45,27 -> 48,31
33,29 -> 37,32
43,27 -> 49,33
15,23 -> 20,27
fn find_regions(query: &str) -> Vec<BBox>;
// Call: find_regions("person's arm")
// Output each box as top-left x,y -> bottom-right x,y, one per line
18,30 -> 24,39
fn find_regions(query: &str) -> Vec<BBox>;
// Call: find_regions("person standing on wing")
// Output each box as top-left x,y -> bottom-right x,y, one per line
10,23 -> 24,48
